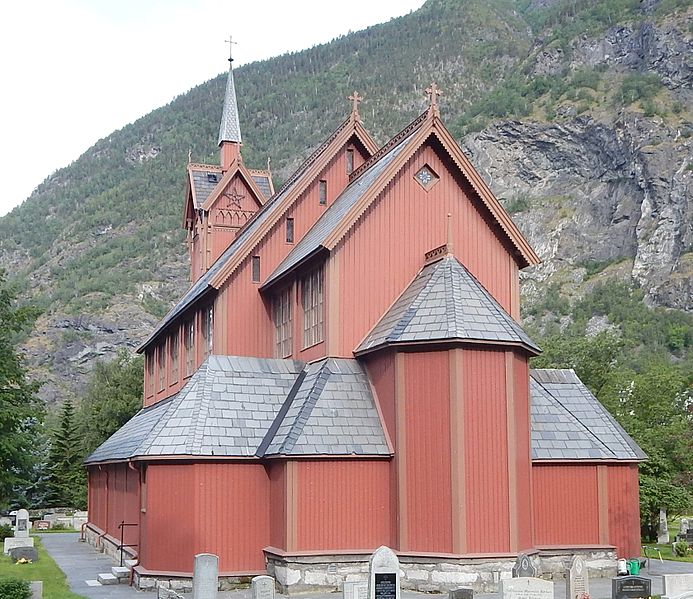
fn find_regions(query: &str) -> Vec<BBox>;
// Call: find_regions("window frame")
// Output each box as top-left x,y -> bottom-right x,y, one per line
301,265 -> 324,349
286,217 -> 294,244
251,255 -> 261,283
184,319 -> 195,377
319,180 -> 327,206
157,343 -> 166,391
170,330 -> 179,385
202,305 -> 213,360
273,286 -> 293,358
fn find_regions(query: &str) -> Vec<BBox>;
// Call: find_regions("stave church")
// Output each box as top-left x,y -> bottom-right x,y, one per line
85,54 -> 645,593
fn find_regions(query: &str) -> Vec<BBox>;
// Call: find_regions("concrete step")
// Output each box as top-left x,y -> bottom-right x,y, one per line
112,566 -> 130,580
124,559 -> 138,569
97,573 -> 119,585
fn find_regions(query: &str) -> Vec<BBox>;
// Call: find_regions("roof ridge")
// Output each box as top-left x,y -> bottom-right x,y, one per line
531,374 -> 617,458
349,110 -> 429,182
189,360 -> 214,454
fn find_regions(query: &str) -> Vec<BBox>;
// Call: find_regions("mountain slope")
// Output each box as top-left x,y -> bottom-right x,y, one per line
0,0 -> 691,404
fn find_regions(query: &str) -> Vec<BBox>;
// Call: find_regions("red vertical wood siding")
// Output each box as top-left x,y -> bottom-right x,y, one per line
512,352 -> 534,551
463,349 -> 510,553
403,351 -> 452,553
364,352 -> 396,445
88,468 -> 108,532
336,142 -> 520,357
88,464 -> 140,546
268,462 -> 287,550
532,465 -> 600,545
608,464 -> 641,558
295,460 -> 391,550
142,463 -> 269,574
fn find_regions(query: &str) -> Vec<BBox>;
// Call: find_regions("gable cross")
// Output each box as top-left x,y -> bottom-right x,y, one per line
348,91 -> 362,122
225,35 -> 238,64
425,83 -> 443,116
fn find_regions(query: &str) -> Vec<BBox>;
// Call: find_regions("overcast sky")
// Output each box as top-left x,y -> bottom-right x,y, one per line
0,0 -> 425,217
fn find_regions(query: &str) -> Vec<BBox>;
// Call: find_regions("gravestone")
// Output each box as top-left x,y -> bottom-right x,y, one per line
659,508 -> 669,544
566,556 -> 589,599
344,581 -> 369,599
501,577 -> 554,599
612,575 -> 651,599
29,581 -> 43,599
10,546 -> 39,562
512,554 -> 538,578
15,509 -> 30,538
664,574 -> 693,597
252,575 -> 275,599
450,588 -> 474,599
34,520 -> 50,531
680,519 -> 690,535
192,553 -> 218,599
369,546 -> 400,599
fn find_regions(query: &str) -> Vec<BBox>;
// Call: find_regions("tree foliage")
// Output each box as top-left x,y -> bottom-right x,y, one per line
0,271 -> 43,509
46,398 -> 86,508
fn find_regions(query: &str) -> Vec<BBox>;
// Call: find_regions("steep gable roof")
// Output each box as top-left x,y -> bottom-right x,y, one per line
85,356 -> 389,463
530,369 -> 646,461
355,253 -> 540,355
141,117 -> 377,352
262,109 -> 539,291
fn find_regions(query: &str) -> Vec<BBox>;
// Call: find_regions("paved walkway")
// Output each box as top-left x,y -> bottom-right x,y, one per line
39,533 -> 693,599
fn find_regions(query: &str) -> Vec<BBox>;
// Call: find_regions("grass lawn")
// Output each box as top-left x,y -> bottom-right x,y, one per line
0,536 -> 86,599
642,543 -> 693,563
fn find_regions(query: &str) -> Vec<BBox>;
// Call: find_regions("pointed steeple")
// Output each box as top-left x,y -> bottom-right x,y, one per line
219,37 -> 242,169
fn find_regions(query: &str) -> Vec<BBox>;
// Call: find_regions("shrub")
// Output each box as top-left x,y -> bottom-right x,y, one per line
673,540 -> 689,557
0,579 -> 31,599
0,523 -> 14,541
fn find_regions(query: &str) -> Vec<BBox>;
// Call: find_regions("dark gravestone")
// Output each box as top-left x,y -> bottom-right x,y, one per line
10,545 -> 39,562
612,576 -> 651,599
513,553 -> 538,578
34,520 -> 50,531
375,573 -> 397,599
450,588 -> 474,599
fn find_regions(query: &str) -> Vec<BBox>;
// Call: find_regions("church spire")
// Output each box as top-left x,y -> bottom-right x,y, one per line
219,36 -> 242,168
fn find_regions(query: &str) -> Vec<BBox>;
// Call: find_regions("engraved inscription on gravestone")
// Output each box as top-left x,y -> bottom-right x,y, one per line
567,555 -> 590,599
344,581 -> 369,599
450,588 -> 474,599
252,575 -> 275,599
502,576 -> 554,599
369,546 -> 400,599
612,576 -> 651,599
512,553 -> 538,578
192,553 -> 219,599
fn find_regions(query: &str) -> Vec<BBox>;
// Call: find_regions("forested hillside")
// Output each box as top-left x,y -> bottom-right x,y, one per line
0,0 -> 691,406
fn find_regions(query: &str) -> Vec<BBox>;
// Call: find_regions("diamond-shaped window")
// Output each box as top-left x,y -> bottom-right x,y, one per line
414,165 -> 439,190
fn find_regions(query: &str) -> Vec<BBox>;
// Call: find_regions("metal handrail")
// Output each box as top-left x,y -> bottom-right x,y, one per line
116,521 -> 139,567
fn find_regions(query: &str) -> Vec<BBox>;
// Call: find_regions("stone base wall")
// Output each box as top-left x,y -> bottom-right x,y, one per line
265,548 -> 617,595
83,524 -> 137,565
133,570 -> 253,594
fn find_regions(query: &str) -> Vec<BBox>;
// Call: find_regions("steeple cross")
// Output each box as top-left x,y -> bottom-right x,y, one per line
225,35 -> 238,64
425,83 -> 443,114
348,91 -> 362,121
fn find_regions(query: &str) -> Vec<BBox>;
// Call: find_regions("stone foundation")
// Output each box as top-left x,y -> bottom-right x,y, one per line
265,548 -> 617,595
133,569 -> 253,593
83,524 -> 137,564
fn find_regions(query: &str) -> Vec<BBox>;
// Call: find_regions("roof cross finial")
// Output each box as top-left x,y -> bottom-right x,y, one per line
225,35 -> 237,64
425,82 -> 443,117
446,212 -> 454,255
348,91 -> 362,122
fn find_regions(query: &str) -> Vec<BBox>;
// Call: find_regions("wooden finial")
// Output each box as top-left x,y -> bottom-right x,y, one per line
425,83 -> 443,117
446,213 -> 454,254
267,156 -> 271,173
188,148 -> 192,163
348,91 -> 362,122
225,35 -> 238,64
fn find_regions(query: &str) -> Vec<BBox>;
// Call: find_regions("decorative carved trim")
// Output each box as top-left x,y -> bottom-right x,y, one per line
424,244 -> 448,264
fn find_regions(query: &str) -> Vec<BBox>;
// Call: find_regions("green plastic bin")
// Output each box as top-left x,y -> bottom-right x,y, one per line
627,558 -> 640,575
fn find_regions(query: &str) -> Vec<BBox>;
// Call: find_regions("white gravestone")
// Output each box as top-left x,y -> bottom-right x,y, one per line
3,509 -> 34,555
369,546 -> 400,599
658,508 -> 669,544
192,553 -> 218,599
664,574 -> 693,597
680,519 -> 690,535
344,581 -> 369,599
252,575 -> 275,599
566,556 -> 590,599
502,577 -> 554,599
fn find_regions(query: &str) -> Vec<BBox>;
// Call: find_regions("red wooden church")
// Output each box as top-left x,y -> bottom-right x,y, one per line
85,59 -> 645,592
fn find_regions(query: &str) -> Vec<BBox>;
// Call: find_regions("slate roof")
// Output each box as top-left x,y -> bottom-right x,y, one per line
190,168 -> 222,207
530,369 -> 646,461
140,118 -> 358,352
218,66 -> 242,145
251,173 -> 273,201
263,124 -> 420,289
355,255 -> 540,354
85,356 -> 389,464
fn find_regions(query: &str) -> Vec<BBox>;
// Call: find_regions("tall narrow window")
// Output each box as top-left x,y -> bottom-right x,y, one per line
273,287 -> 293,358
319,180 -> 327,205
252,255 -> 261,283
346,148 -> 354,174
286,218 -> 294,244
170,331 -> 179,384
202,306 -> 213,359
146,352 -> 154,396
301,266 -> 324,348
184,319 -> 195,377
157,344 -> 166,391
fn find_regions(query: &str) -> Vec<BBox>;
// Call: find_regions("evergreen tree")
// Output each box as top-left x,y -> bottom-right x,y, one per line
0,270 -> 43,509
46,398 -> 86,508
